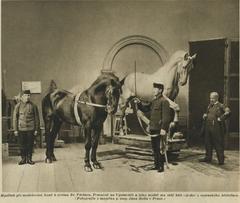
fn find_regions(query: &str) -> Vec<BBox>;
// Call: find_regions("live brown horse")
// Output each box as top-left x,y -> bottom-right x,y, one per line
42,73 -> 121,172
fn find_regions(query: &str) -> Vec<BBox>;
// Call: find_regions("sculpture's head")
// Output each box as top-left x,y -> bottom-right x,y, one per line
176,52 -> 197,86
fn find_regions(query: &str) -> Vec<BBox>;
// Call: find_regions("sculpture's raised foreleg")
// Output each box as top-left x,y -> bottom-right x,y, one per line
163,95 -> 180,123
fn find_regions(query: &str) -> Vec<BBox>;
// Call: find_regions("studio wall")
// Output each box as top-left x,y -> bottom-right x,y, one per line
2,0 -> 239,126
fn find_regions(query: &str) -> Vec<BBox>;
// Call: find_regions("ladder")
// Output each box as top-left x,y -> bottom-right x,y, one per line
114,114 -> 128,136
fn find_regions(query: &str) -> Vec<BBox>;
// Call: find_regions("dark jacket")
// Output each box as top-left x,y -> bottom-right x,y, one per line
205,102 -> 231,131
138,94 -> 172,131
13,101 -> 40,131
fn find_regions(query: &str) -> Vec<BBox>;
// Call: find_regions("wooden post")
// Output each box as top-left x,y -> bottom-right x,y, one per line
111,114 -> 114,143
224,39 -> 230,149
134,61 -> 137,96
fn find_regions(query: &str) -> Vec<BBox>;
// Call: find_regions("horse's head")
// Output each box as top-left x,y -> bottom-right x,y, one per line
92,73 -> 121,114
176,52 -> 197,86
105,78 -> 122,114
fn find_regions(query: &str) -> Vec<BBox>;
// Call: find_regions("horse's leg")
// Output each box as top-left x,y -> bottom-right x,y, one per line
45,117 -> 53,163
49,117 -> 62,161
91,125 -> 103,169
45,117 -> 61,163
84,126 -> 93,172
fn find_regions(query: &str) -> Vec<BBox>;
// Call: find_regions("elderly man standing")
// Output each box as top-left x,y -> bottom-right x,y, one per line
13,90 -> 40,165
199,92 -> 231,165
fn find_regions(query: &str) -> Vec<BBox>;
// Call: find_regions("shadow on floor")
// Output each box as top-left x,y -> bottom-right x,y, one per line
97,149 -> 126,161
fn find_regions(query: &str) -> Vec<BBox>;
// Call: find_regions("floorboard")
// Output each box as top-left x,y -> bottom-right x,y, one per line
3,162 -> 26,192
2,143 -> 239,192
53,147 -> 75,192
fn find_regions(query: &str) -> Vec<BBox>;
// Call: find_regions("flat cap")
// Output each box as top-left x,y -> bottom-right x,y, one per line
153,82 -> 164,89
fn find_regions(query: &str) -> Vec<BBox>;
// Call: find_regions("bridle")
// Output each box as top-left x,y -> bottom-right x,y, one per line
76,85 -> 116,113
105,85 -> 117,114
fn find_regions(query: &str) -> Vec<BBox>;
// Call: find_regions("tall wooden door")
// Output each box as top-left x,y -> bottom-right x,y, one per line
226,40 -> 239,148
188,38 -> 239,149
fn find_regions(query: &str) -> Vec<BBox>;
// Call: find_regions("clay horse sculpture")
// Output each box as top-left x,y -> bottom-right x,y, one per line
119,50 -> 197,129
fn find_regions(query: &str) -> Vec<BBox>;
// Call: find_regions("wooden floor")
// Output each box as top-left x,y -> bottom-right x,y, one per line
2,143 -> 240,192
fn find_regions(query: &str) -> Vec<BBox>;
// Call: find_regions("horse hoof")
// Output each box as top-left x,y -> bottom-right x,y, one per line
84,165 -> 93,172
45,158 -> 52,163
84,163 -> 93,172
92,162 -> 102,169
51,156 -> 57,161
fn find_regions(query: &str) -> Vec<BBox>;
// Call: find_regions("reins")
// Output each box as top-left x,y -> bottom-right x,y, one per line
73,86 -> 114,126
77,85 -> 114,109
77,100 -> 106,108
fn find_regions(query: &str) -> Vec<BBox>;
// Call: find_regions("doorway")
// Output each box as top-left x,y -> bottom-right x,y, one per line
188,38 -> 239,149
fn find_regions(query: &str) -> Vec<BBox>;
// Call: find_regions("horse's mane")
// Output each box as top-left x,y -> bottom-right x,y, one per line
166,50 -> 187,71
169,50 -> 187,61
90,72 -> 119,88
46,73 -> 119,94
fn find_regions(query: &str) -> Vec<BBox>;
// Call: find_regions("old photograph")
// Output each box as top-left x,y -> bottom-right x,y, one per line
1,0 -> 239,197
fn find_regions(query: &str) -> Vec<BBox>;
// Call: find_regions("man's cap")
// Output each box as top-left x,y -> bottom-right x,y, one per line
153,82 -> 164,89
22,90 -> 31,95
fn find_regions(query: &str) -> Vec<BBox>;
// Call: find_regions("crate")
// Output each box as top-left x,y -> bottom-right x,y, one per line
2,143 -> 9,160
8,143 -> 20,156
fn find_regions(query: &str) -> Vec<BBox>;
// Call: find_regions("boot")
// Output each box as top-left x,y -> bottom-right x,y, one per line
27,155 -> 35,165
51,153 -> 57,161
158,155 -> 164,172
149,165 -> 159,170
158,165 -> 164,173
199,157 -> 211,163
18,157 -> 26,165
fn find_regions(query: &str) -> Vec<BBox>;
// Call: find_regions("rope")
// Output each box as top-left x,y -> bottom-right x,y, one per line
134,101 -> 152,137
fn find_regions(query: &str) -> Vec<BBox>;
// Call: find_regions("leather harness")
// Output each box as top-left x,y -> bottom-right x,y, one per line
73,92 -> 107,126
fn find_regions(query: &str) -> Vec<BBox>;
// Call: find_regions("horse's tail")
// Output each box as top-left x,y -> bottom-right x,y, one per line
48,80 -> 57,93
42,80 -> 57,124
42,94 -> 52,123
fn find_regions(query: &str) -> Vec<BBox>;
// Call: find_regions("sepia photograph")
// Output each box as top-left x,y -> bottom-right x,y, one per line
1,0 -> 239,201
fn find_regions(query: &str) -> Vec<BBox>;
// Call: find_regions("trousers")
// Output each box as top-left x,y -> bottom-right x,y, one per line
150,130 -> 164,168
205,123 -> 224,164
18,131 -> 34,158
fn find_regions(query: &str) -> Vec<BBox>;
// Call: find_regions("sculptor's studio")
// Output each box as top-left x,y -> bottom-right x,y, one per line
2,0 -> 239,193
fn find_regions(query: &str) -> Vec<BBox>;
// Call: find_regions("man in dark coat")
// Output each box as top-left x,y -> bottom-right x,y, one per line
138,82 -> 171,172
13,90 -> 40,165
199,92 -> 231,165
